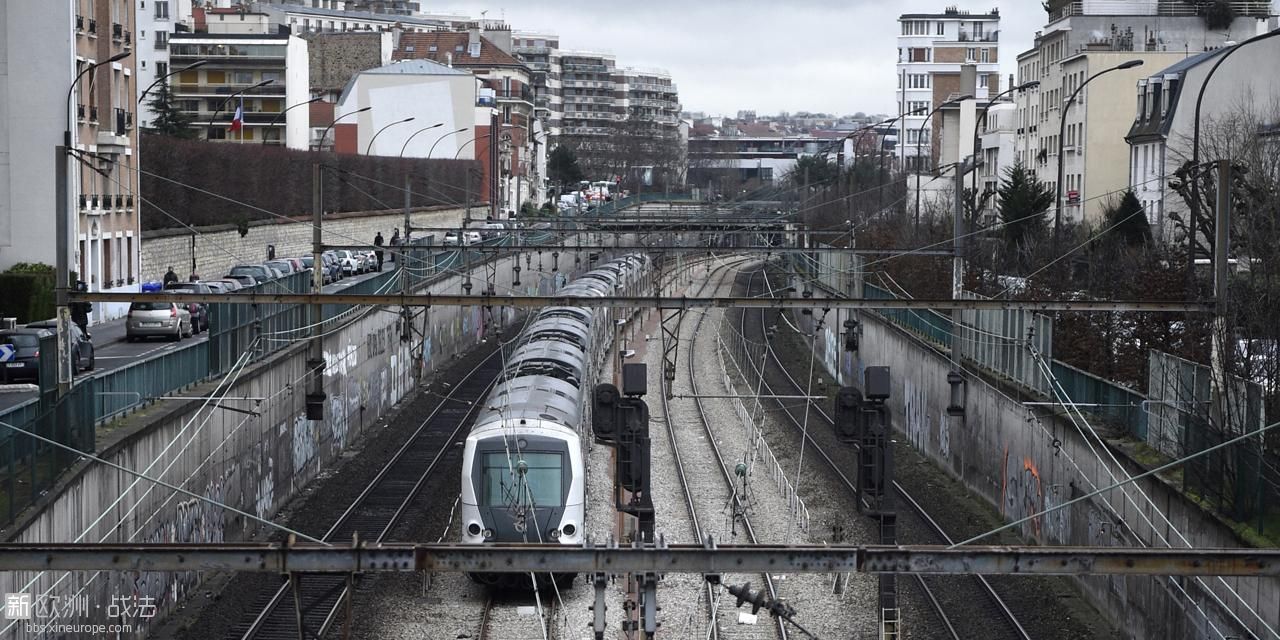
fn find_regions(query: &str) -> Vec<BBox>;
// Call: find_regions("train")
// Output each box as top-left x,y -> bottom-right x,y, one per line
459,253 -> 651,587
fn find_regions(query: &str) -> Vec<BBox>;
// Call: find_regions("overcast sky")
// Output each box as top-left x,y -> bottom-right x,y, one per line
435,1 -> 1047,116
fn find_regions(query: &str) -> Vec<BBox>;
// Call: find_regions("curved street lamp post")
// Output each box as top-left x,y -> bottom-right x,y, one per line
1054,59 -> 1143,241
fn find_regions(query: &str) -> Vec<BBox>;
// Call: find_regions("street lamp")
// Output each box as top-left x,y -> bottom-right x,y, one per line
969,81 -> 1039,218
264,97 -> 322,145
1054,59 -> 1143,241
138,60 -> 207,105
397,122 -> 445,158
206,79 -> 273,133
1188,29 -> 1280,279
366,116 -> 415,155
317,106 -> 371,152
66,50 -> 132,146
426,127 -> 469,159
913,94 -> 973,226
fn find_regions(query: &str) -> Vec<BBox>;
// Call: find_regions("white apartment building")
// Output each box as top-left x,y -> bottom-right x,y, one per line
896,6 -> 1000,173
2,0 -> 143,322
1126,26 -> 1280,243
512,31 -> 562,138
136,0 -> 195,129
976,101 -> 1017,222
1014,0 -> 1272,227
168,7 -> 310,149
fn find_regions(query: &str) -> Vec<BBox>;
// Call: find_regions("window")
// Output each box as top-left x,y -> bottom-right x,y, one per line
907,100 -> 929,114
207,127 -> 227,140
231,70 -> 254,84
907,74 -> 930,89
909,48 -> 930,63
937,21 -> 944,35
966,48 -> 977,61
261,71 -> 281,83
980,48 -> 990,63
154,29 -> 168,49
156,61 -> 167,78
979,74 -> 989,88
481,452 -> 563,507
154,0 -> 169,19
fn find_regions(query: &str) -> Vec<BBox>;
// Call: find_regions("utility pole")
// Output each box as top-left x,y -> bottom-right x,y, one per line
54,147 -> 73,395
1210,159 -> 1231,441
306,164 -> 326,420
952,157 -> 977,368
402,174 -> 412,344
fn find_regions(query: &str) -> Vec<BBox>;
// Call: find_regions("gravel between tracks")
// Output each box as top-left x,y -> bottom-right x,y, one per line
153,326 -> 520,640
751,263 -> 1117,640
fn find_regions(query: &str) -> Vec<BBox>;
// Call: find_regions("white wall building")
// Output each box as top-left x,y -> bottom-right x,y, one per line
334,59 -> 476,158
135,0 -> 195,130
896,7 -> 1000,173
1014,1 -> 1272,227
977,102 -> 1016,222
1126,27 -> 1280,243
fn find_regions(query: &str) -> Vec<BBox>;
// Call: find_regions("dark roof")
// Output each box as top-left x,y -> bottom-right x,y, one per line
1125,48 -> 1228,143
899,12 -> 998,20
394,32 -> 528,70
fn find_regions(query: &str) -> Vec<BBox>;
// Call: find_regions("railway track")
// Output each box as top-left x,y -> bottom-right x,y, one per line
658,255 -> 789,640
737,266 -> 1032,640
228,352 -> 505,640
477,592 -> 559,640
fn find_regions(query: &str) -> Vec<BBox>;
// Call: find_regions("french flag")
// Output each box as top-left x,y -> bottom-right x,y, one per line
229,96 -> 244,133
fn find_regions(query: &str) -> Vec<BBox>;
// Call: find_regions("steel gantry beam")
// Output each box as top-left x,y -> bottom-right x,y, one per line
0,543 -> 1275,577
326,243 -> 957,256
72,291 -> 1214,313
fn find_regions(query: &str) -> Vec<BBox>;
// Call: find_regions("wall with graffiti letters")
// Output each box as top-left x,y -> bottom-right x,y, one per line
790,280 -> 1280,640
1,246 -> 620,638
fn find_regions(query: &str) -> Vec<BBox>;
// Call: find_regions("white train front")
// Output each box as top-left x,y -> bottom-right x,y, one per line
459,254 -> 649,586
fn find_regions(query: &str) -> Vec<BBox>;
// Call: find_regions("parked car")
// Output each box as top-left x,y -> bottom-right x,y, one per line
359,252 -> 379,273
222,274 -> 257,288
126,301 -> 192,342
163,282 -> 212,333
228,265 -> 273,284
321,251 -> 343,282
24,321 -> 94,372
204,282 -> 229,294
334,250 -> 361,275
208,278 -> 244,292
464,231 -> 482,245
284,257 -> 306,273
0,328 -> 50,383
265,259 -> 296,276
479,222 -> 506,240
443,232 -> 461,247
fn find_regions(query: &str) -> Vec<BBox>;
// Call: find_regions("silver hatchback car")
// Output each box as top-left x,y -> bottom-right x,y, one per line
126,301 -> 192,342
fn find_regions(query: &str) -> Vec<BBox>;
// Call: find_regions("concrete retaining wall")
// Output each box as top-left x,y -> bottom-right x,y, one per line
787,281 -> 1280,640
139,205 -> 479,285
0,246 -> 611,638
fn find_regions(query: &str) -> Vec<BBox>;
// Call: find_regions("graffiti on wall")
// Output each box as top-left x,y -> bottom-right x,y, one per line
999,449 -> 1066,541
290,414 -> 317,474
903,378 -> 930,452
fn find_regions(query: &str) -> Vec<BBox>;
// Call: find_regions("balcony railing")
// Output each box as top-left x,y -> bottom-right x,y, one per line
76,15 -> 84,32
89,106 -> 99,123
77,104 -> 86,122
174,83 -> 285,97
87,19 -> 97,35
124,30 -> 132,45
958,30 -> 999,42
1051,1 -> 1272,22
115,108 -> 130,134
111,23 -> 123,41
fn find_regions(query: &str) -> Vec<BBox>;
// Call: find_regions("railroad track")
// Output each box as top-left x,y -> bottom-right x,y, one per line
228,351 -> 505,640
658,255 -> 788,640
477,589 -> 559,640
738,266 -> 1032,640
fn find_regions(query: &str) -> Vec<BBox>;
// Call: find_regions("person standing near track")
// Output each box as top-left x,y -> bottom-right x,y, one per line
374,231 -> 385,271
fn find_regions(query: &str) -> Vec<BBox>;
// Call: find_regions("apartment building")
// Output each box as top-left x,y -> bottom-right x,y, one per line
168,7 -> 310,148
512,31 -> 562,139
1014,0 -> 1271,226
136,0 -> 195,130
559,51 -> 618,138
976,102 -> 1016,222
1126,27 -> 1280,242
394,28 -> 536,212
1,0 -> 143,322
896,6 -> 1000,173
617,67 -> 681,130
261,2 -> 460,34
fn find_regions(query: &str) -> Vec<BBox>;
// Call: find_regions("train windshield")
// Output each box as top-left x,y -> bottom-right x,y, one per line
481,452 -> 563,508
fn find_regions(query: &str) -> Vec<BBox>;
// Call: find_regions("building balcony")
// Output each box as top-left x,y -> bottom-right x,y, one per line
562,79 -> 613,89
958,31 -> 998,42
87,19 -> 97,36
1050,0 -> 1272,22
89,106 -> 99,123
76,15 -> 84,33
77,104 -> 86,122
97,129 -> 131,154
562,62 -> 608,72
515,45 -> 551,55
174,83 -> 287,98
111,23 -> 123,41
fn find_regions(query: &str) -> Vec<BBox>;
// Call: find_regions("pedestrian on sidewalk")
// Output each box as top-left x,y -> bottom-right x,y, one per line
389,228 -> 400,265
70,280 -> 91,337
163,267 -> 179,286
374,231 -> 385,271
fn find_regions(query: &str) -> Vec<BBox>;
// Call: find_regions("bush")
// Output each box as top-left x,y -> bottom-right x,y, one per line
0,266 -> 56,323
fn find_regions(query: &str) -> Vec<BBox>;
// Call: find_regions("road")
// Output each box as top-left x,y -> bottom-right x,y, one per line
0,268 -> 392,413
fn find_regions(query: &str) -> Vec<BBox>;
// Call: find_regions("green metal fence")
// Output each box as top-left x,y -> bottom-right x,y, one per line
1050,359 -> 1148,440
864,283 -> 954,348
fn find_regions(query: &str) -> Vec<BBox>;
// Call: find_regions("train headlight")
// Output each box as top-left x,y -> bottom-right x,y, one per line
482,528 -> 495,539
561,523 -> 577,538
467,522 -> 482,537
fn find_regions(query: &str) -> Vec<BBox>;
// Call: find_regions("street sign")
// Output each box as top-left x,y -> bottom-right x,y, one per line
0,344 -> 14,363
